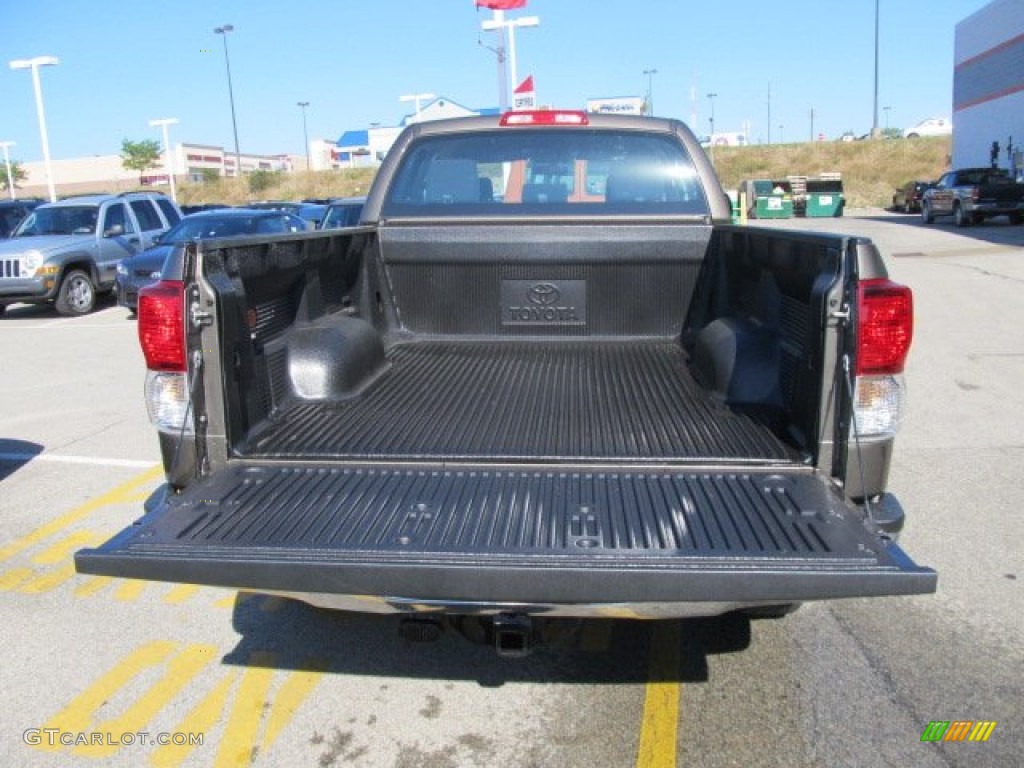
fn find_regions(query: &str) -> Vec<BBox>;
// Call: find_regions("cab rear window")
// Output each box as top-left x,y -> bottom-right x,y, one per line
382,129 -> 708,217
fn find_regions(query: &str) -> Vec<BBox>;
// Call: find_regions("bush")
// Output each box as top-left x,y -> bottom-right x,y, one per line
247,169 -> 281,195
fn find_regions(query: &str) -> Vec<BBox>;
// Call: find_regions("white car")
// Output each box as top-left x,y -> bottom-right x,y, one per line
905,118 -> 952,138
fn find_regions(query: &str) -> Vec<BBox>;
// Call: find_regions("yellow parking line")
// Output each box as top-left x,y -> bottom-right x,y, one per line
34,641 -> 180,753
32,531 -> 103,566
635,621 -> 681,768
152,670 -> 239,768
75,644 -> 218,758
0,466 -> 163,563
114,579 -> 149,602
0,567 -> 33,591
261,659 -> 328,751
163,584 -> 202,604
215,652 -> 277,767
74,576 -> 115,598
19,562 -> 77,594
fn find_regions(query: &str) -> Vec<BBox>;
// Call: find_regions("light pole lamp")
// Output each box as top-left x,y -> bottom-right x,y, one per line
149,118 -> 179,203
643,69 -> 658,116
9,56 -> 59,202
0,141 -> 15,200
399,92 -> 436,122
297,102 -> 310,170
707,92 -> 718,135
214,25 -> 241,174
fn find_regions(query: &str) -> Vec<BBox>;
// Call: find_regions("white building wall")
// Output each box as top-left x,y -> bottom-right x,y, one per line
952,0 -> 1024,174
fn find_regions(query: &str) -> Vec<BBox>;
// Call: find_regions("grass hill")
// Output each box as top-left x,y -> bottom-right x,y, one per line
710,136 -> 951,209
176,137 -> 952,211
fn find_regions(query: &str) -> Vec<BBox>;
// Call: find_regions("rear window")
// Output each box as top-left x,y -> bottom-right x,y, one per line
382,128 -> 708,217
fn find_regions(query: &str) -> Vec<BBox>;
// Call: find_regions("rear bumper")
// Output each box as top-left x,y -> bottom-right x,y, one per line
76,462 -> 936,618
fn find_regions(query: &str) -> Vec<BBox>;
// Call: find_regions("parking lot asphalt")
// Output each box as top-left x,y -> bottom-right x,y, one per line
1,213 -> 1021,767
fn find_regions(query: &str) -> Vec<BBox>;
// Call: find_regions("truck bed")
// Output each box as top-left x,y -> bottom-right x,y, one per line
242,339 -> 799,464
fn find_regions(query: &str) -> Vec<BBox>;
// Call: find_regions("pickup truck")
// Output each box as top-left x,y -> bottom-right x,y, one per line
77,111 -> 935,652
0,192 -> 181,316
921,167 -> 1024,227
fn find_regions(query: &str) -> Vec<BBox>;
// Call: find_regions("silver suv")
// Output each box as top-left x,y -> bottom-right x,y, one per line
0,192 -> 181,316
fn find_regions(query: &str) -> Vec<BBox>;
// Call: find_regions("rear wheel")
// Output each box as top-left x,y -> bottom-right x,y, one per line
55,270 -> 97,316
921,202 -> 934,224
954,203 -> 970,228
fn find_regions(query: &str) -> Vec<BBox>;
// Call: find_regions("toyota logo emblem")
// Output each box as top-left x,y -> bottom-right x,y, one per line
527,283 -> 561,305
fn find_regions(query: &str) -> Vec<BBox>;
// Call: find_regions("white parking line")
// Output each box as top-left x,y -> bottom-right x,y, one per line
0,453 -> 158,469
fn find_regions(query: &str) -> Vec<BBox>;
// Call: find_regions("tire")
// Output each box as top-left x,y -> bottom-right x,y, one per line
55,269 -> 97,316
0,305 -> 6,317
953,203 -> 970,228
921,202 -> 934,224
906,132 -> 919,139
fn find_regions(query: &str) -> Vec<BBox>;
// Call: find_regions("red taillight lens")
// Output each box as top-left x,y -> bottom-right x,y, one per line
138,280 -> 185,372
499,110 -> 589,126
856,278 -> 913,375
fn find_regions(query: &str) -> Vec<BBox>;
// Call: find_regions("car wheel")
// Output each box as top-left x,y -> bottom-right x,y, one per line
55,270 -> 97,316
921,202 -> 934,224
953,203 -> 970,228
0,305 -> 6,317
907,132 -> 919,139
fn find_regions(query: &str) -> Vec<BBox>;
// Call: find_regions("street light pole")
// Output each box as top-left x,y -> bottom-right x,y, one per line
148,118 -> 179,203
214,25 -> 241,175
297,102 -> 310,170
9,56 -> 59,202
707,93 -> 718,135
872,0 -> 881,139
0,141 -> 15,200
643,69 -> 658,116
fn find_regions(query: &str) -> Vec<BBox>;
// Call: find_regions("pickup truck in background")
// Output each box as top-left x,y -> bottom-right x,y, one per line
77,112 -> 935,654
0,192 -> 181,316
921,167 -> 1024,227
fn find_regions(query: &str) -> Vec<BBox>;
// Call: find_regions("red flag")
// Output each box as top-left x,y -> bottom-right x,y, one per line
514,76 -> 534,94
476,0 -> 527,9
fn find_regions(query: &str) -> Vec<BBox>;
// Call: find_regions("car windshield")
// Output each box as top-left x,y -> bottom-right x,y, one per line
13,206 -> 99,237
382,127 -> 709,218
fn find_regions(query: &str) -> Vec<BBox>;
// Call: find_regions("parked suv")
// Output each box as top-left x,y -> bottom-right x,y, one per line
0,192 -> 181,316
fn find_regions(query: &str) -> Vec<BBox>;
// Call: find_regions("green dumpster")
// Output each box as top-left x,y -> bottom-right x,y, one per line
805,178 -> 844,217
740,179 -> 794,219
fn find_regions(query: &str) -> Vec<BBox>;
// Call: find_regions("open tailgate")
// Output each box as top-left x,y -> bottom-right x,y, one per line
76,463 -> 936,608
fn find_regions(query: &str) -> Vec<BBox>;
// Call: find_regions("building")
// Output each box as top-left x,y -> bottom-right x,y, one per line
17,143 -> 299,199
327,97 -> 498,170
953,0 -> 1024,176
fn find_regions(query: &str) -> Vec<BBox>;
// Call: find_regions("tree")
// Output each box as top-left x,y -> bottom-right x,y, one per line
121,138 -> 162,181
0,159 -> 27,191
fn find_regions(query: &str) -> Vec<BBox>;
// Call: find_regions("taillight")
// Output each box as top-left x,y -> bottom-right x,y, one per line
138,280 -> 185,372
856,279 -> 913,375
499,110 -> 589,126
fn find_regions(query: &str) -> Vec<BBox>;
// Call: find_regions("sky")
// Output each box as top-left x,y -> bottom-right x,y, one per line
1,0 -> 995,163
